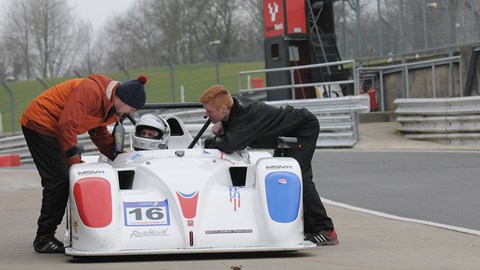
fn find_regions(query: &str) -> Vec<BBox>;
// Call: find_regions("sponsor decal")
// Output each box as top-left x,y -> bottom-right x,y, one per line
229,187 -> 241,212
128,153 -> 143,161
176,191 -> 199,219
130,228 -> 169,238
266,165 -> 293,170
263,0 -> 284,38
78,170 -> 105,176
123,200 -> 170,226
268,1 -> 279,22
205,229 -> 253,234
265,24 -> 284,32
187,220 -> 194,227
278,178 -> 287,184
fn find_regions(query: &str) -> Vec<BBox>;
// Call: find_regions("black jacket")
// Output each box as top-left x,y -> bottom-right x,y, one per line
211,97 -> 319,153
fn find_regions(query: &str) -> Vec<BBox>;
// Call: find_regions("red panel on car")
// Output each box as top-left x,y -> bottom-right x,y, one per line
73,177 -> 112,228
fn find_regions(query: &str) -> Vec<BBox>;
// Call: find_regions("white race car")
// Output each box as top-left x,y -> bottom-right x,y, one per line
65,110 -> 314,256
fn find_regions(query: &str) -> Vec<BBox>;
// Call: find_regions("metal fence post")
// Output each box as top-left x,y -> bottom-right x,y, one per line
290,70 -> 295,99
0,82 -> 15,135
355,0 -> 362,61
36,77 -> 49,90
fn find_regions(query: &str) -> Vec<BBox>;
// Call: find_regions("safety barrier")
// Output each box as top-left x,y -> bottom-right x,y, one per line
238,60 -> 357,100
0,95 -> 370,164
356,55 -> 463,112
395,96 -> 480,144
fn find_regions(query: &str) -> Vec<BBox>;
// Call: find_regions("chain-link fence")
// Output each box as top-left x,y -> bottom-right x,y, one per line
334,0 -> 480,62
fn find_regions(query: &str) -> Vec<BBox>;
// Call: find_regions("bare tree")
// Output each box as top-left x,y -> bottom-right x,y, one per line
73,21 -> 104,75
1,0 -> 33,80
29,0 -> 82,78
239,0 -> 264,61
202,0 -> 243,61
147,0 -> 204,64
102,0 -> 165,70
0,45 -> 9,81
102,0 -> 257,67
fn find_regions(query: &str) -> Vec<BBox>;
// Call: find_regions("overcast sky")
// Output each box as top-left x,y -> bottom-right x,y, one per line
72,0 -> 135,30
0,0 -> 135,31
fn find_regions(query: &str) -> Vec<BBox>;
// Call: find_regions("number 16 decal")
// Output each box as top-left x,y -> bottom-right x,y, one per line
123,200 -> 170,226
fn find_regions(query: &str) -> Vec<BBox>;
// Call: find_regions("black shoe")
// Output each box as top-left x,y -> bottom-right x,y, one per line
33,235 -> 65,253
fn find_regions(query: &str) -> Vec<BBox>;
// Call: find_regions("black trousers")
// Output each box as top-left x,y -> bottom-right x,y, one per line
22,126 -> 69,236
273,110 -> 334,234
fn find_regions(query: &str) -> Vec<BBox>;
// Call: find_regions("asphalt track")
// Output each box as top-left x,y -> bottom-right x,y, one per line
314,150 -> 480,232
0,122 -> 479,270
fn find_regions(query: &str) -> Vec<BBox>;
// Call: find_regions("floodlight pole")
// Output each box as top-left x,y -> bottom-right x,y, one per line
209,40 -> 221,84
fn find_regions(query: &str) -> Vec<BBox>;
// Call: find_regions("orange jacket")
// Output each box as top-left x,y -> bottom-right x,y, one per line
20,74 -> 120,166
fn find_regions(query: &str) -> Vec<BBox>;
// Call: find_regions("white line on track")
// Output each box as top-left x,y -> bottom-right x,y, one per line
322,197 -> 480,236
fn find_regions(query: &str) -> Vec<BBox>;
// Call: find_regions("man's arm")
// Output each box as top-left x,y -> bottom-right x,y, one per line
211,122 -> 224,136
88,126 -> 115,161
214,121 -> 256,153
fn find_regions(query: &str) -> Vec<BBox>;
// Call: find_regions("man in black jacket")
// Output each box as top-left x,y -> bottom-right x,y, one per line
200,85 -> 338,246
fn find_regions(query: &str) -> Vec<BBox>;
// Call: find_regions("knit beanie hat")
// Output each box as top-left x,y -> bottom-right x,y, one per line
116,75 -> 148,109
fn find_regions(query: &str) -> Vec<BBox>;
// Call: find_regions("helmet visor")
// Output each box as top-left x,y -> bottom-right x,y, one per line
136,125 -> 164,139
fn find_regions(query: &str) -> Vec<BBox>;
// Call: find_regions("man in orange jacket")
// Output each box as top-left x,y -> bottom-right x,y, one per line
20,74 -> 147,253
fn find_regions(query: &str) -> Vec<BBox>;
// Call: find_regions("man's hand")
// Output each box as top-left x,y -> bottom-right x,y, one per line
204,137 -> 217,149
212,122 -> 224,136
66,155 -> 81,167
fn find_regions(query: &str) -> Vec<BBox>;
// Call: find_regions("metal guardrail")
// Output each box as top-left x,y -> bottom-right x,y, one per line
0,96 -> 370,164
238,60 -> 356,99
356,56 -> 462,112
395,96 -> 480,144
0,134 -> 32,163
159,96 -> 370,147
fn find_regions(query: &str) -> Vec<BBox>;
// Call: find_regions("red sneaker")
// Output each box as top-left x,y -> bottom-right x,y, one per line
307,229 -> 339,246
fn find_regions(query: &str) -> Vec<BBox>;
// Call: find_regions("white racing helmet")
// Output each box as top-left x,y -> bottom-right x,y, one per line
132,114 -> 170,150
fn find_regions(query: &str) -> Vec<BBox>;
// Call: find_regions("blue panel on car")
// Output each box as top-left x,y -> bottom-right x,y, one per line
265,172 -> 301,223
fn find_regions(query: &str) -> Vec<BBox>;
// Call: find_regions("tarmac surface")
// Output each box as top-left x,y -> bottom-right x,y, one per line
0,122 -> 479,270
